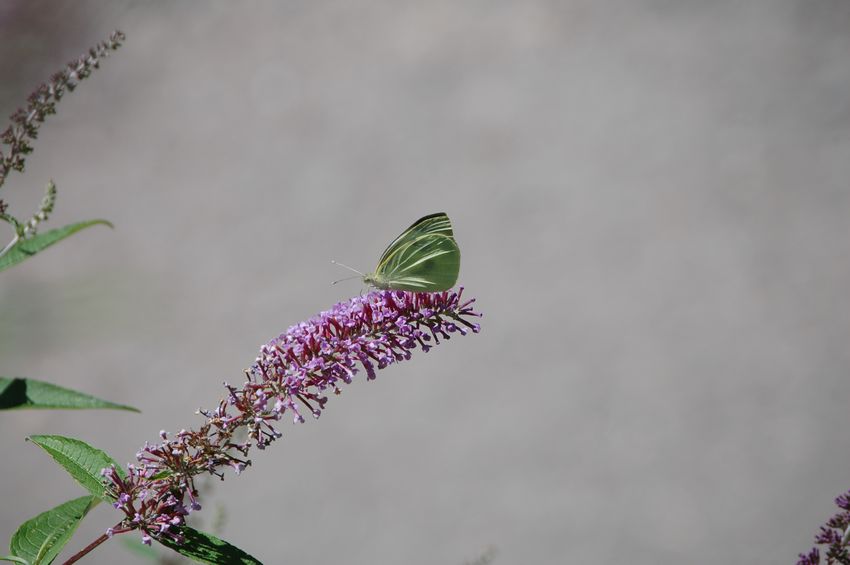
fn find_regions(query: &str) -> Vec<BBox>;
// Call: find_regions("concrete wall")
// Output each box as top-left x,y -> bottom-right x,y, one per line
1,2 -> 848,563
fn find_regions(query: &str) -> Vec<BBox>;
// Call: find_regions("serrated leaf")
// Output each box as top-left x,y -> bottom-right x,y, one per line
27,436 -> 124,501
9,495 -> 98,565
157,527 -> 263,565
0,377 -> 139,412
0,219 -> 112,272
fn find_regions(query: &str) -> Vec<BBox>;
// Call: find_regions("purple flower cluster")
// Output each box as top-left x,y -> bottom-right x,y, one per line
103,289 -> 480,544
798,491 -> 850,564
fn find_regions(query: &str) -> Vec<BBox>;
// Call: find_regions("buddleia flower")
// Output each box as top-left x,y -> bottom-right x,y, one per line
103,289 -> 481,544
797,490 -> 850,564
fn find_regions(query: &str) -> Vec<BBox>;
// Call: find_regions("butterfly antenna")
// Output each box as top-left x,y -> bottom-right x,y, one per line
330,260 -> 365,276
331,274 -> 362,286
330,260 -> 366,286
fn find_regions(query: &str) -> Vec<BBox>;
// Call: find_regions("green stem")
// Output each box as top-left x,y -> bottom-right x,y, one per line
0,213 -> 22,231
0,234 -> 18,260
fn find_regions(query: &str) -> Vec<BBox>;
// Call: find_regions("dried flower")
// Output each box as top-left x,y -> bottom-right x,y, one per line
103,289 -> 481,544
798,490 -> 850,564
0,30 -> 125,189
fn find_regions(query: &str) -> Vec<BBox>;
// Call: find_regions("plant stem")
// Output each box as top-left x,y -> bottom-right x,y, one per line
60,529 -> 114,565
0,234 -> 18,260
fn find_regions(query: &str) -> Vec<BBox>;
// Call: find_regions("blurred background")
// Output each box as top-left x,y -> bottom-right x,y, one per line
1,1 -> 848,563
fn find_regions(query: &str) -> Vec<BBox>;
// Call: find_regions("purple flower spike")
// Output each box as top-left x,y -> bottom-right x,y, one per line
798,489 -> 850,564
103,289 -> 480,545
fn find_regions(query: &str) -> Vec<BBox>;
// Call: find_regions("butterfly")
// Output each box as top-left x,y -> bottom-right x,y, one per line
333,212 -> 460,292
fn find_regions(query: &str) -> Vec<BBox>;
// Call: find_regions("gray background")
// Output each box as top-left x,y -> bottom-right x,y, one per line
1,1 -> 849,563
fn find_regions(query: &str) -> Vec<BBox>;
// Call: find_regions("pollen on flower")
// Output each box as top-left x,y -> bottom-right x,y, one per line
102,289 -> 480,545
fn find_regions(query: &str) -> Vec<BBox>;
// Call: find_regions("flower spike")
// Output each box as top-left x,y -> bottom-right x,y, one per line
103,289 -> 481,543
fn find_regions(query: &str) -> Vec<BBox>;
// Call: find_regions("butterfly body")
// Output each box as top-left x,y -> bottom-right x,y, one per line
363,212 -> 460,292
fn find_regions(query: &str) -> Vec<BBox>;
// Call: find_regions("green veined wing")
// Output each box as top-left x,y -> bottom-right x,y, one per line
364,213 -> 460,292
377,212 -> 454,264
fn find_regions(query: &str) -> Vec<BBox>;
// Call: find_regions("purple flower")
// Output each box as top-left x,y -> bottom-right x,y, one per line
798,548 -> 821,565
798,490 -> 850,564
103,289 -> 480,544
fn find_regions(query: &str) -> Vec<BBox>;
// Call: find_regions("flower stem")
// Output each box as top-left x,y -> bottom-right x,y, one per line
60,526 -> 119,565
0,233 -> 18,260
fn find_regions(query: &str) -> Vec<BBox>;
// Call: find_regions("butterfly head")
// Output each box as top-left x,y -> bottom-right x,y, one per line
362,273 -> 390,290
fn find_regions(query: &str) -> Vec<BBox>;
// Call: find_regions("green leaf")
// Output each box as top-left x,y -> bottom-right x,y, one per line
148,469 -> 173,481
0,377 -> 139,412
9,495 -> 98,565
0,219 -> 113,272
157,527 -> 263,565
0,555 -> 30,564
27,435 -> 124,501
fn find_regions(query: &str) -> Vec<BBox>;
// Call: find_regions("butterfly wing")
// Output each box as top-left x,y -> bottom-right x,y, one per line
377,212 -> 454,265
372,213 -> 460,291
